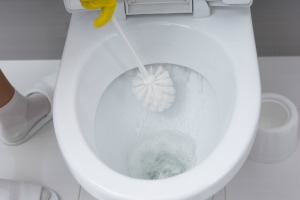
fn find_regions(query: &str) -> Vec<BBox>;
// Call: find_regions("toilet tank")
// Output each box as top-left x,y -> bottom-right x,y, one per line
62,0 -> 253,14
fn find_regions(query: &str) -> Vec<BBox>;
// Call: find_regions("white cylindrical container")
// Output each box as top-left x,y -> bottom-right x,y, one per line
249,93 -> 299,163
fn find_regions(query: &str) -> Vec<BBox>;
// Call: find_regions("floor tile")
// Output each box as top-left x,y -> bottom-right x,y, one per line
213,188 -> 225,200
1,57 -> 300,200
226,57 -> 300,200
226,115 -> 300,199
78,187 -> 225,200
0,61 -> 81,200
79,188 -> 98,200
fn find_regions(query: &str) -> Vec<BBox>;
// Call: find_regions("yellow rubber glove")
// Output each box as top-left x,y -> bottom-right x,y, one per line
80,0 -> 116,28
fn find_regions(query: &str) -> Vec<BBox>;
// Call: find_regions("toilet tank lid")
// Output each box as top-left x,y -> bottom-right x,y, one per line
63,0 -> 253,13
63,0 -> 83,13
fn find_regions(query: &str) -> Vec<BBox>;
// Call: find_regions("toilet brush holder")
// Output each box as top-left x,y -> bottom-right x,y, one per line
249,93 -> 299,163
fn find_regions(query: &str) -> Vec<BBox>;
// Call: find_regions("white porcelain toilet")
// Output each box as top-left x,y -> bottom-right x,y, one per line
54,0 -> 261,199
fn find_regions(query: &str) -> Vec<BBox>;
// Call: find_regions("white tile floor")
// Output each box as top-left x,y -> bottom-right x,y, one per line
227,130 -> 300,200
0,61 -> 80,200
226,57 -> 300,200
0,57 -> 299,200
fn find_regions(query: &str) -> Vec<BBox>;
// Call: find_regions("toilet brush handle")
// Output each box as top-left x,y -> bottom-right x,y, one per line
111,16 -> 149,76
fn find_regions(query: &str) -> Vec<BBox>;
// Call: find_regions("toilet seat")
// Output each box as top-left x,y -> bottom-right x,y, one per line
54,4 -> 260,200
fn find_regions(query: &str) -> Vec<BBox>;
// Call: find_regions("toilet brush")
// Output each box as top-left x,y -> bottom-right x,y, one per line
111,16 -> 175,112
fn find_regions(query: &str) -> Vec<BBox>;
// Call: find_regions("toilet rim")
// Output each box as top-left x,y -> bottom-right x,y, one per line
53,63 -> 260,199
53,10 -> 261,199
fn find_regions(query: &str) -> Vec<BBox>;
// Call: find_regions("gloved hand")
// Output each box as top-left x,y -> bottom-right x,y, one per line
80,0 -> 116,28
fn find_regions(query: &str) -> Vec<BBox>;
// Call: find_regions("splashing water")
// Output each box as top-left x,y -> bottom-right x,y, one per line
94,64 -> 221,179
128,130 -> 196,180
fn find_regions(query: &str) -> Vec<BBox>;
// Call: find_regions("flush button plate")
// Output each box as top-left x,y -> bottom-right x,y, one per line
125,0 -> 193,15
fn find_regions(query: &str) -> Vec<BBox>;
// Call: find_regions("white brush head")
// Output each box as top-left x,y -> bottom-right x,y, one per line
132,64 -> 175,112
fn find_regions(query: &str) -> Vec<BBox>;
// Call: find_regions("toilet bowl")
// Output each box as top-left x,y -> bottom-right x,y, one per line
54,1 -> 261,199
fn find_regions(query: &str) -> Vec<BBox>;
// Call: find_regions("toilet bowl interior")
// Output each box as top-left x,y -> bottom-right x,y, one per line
74,22 -> 237,178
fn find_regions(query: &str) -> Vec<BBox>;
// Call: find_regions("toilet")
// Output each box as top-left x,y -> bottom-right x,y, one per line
54,0 -> 261,199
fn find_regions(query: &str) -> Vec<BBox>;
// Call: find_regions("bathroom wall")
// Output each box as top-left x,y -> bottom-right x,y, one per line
0,0 -> 71,60
251,0 -> 300,56
259,57 -> 300,108
0,0 -> 299,60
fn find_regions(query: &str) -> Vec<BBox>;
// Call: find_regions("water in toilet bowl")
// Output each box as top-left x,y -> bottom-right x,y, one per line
94,64 -> 221,179
128,130 -> 196,180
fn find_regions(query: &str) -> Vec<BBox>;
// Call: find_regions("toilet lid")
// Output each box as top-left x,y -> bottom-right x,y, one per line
63,0 -> 252,13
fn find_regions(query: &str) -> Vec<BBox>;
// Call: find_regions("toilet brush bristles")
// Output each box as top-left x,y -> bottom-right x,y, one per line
132,65 -> 175,112
110,17 -> 175,112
